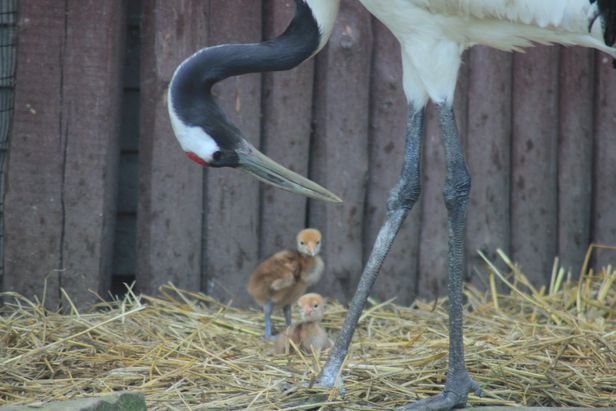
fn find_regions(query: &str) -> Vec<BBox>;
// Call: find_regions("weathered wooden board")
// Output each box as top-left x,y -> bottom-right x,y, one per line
466,47 -> 512,289
137,0 -> 206,294
592,52 -> 616,269
363,18 -> 419,305
259,0 -> 313,261
558,47 -> 594,277
4,0 -> 124,308
59,0 -> 124,306
203,0 -> 262,306
418,54 -> 469,300
4,2 -> 66,307
511,46 -> 559,286
309,0 -> 373,302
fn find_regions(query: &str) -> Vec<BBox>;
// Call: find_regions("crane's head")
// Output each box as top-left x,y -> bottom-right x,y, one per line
296,228 -> 321,256
166,0 -> 342,203
167,76 -> 341,203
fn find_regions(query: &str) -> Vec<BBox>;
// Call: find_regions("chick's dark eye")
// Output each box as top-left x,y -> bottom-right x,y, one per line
212,151 -> 222,161
313,304 -> 319,308
300,241 -> 305,245
316,241 -> 320,244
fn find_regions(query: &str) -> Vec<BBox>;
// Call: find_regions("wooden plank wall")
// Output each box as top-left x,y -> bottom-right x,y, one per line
203,1 -> 263,306
260,0 -> 313,262
3,0 -> 124,308
3,0 -> 616,308
310,0 -> 373,301
137,0 -> 205,296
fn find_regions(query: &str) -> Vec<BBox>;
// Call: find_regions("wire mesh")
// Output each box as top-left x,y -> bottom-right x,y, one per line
0,0 -> 17,283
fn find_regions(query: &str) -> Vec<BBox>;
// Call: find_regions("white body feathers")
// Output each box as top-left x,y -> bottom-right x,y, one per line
310,0 -> 615,106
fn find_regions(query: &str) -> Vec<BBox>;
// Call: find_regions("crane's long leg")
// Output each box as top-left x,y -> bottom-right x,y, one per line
316,104 -> 424,387
401,103 -> 481,410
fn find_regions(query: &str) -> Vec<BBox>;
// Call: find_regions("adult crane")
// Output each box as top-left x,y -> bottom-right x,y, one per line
167,0 -> 616,409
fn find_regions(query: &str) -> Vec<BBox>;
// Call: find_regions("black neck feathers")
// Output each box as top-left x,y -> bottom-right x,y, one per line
592,0 -> 616,46
169,0 -> 321,139
171,0 -> 320,113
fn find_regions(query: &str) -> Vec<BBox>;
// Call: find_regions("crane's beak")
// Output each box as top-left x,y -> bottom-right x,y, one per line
235,142 -> 342,203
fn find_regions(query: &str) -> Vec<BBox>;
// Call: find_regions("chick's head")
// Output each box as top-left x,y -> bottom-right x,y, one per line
297,293 -> 326,322
297,228 -> 321,257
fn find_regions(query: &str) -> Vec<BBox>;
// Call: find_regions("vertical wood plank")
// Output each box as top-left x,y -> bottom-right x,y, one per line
558,47 -> 594,276
418,54 -> 469,299
364,19 -> 418,305
203,0 -> 262,306
60,0 -> 124,306
511,46 -> 559,286
137,0 -> 206,294
4,0 -> 124,308
466,47 -> 512,288
309,0 -> 372,302
593,53 -> 616,268
4,1 -> 64,307
259,0 -> 313,260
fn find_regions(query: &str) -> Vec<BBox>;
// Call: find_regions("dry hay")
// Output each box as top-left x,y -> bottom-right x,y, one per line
1,246 -> 615,410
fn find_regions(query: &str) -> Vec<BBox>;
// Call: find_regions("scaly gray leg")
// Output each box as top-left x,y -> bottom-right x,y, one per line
400,103 -> 481,410
264,299 -> 274,339
316,104 -> 424,387
283,304 -> 292,326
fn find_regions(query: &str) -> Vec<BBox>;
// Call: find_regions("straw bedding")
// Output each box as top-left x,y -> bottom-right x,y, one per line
1,246 -> 615,410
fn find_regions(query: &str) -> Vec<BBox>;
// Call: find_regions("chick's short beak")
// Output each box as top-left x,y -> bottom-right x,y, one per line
235,141 -> 342,203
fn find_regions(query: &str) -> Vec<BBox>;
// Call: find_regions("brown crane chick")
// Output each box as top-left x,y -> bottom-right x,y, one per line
274,293 -> 332,354
247,228 -> 324,338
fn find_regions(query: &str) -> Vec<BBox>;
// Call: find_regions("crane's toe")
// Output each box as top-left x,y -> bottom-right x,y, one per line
398,370 -> 481,411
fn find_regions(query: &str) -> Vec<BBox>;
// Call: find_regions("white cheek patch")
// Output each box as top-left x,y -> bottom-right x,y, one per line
167,92 -> 220,162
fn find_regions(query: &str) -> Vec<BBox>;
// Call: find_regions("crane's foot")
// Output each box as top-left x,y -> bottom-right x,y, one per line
279,368 -> 346,397
280,376 -> 346,399
313,376 -> 346,397
398,370 -> 481,410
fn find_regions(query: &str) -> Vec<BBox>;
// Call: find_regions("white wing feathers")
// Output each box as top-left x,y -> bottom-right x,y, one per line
415,0 -> 590,32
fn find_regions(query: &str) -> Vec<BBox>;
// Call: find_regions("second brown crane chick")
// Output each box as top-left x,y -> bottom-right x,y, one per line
274,293 -> 332,354
247,228 -> 324,338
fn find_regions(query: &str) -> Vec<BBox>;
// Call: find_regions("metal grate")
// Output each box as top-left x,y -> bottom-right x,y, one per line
0,0 -> 17,285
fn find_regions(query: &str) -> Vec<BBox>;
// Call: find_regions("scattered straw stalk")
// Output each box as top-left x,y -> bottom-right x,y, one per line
1,246 -> 615,409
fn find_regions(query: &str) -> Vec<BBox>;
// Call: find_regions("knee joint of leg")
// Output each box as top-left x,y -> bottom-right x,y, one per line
387,177 -> 421,212
443,172 -> 471,208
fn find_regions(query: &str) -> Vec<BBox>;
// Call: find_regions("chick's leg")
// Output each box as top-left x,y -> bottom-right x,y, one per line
264,299 -> 274,339
283,304 -> 292,326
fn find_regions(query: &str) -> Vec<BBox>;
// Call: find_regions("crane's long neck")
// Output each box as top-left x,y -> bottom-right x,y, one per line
171,0 -> 339,102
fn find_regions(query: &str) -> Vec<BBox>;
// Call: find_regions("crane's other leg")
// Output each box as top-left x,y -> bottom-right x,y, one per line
264,299 -> 274,339
283,304 -> 292,326
401,103 -> 481,410
316,104 -> 424,387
